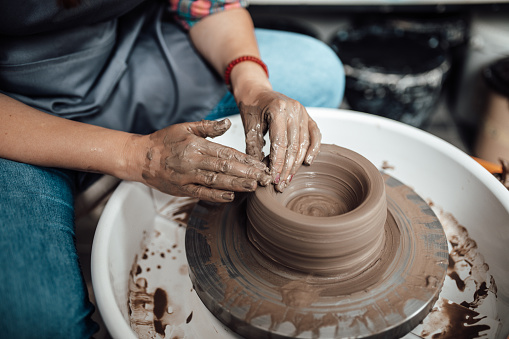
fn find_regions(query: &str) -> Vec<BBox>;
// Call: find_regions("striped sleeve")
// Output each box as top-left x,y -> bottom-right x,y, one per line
168,0 -> 247,30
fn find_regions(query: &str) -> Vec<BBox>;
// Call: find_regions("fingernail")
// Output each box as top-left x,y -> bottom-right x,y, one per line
216,119 -> 228,130
276,181 -> 286,192
222,192 -> 234,201
305,155 -> 314,165
258,174 -> 271,186
243,180 -> 256,190
274,173 -> 280,185
288,174 -> 294,183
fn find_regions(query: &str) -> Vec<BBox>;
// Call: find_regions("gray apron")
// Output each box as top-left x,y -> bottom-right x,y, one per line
0,0 -> 227,134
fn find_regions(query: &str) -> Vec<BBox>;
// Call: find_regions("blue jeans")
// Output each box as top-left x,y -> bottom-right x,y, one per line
0,163 -> 98,339
0,29 -> 344,338
206,28 -> 345,120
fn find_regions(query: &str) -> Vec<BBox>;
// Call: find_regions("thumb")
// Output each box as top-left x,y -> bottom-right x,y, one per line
245,125 -> 265,161
240,103 -> 265,161
189,119 -> 231,139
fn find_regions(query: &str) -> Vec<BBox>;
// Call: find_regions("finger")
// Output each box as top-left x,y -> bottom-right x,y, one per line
188,119 -> 231,139
290,108 -> 311,177
304,117 -> 322,165
182,184 -> 235,203
198,155 -> 271,186
194,170 -> 258,192
277,113 -> 300,192
240,102 -> 266,161
268,113 -> 288,185
200,140 -> 269,173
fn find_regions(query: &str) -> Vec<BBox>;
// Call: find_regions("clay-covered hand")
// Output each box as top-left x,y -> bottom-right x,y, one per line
239,90 -> 321,192
138,119 -> 271,202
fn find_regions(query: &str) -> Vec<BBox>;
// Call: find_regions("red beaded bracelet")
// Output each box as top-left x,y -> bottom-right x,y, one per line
224,55 -> 269,88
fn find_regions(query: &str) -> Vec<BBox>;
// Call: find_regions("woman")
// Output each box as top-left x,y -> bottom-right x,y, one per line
0,0 -> 344,337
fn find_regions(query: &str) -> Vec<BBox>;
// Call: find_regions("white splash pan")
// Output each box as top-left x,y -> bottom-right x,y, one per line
91,108 -> 509,338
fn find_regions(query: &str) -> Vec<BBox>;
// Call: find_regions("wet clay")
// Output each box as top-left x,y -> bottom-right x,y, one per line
186,144 -> 449,339
247,144 -> 387,275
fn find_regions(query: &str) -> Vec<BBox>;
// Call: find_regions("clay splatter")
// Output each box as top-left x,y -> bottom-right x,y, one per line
153,288 -> 168,335
461,276 -> 497,309
157,196 -> 198,227
381,160 -> 395,170
415,297 -> 494,339
429,201 -> 498,309
127,198 -> 198,339
411,202 -> 501,339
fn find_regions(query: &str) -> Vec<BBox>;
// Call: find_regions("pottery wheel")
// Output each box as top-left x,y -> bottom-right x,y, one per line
185,175 -> 448,339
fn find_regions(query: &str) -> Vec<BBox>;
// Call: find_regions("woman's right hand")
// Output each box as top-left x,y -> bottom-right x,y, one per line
126,118 -> 271,203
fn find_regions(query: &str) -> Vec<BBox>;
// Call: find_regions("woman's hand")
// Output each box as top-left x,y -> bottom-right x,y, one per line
187,8 -> 321,192
239,90 -> 321,192
130,119 -> 271,202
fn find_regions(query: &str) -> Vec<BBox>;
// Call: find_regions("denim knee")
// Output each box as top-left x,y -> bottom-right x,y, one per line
0,159 -> 98,338
256,28 -> 345,108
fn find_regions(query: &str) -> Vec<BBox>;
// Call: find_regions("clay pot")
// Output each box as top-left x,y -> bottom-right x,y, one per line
246,144 -> 387,276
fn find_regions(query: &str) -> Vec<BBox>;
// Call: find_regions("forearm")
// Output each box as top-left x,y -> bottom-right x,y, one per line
189,8 -> 272,102
0,93 -> 133,179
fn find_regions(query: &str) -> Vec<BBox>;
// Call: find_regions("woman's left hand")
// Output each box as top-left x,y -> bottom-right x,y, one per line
239,89 -> 321,192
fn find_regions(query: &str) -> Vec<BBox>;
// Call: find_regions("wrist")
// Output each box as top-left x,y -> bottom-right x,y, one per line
117,133 -> 150,183
225,56 -> 268,88
230,61 -> 272,104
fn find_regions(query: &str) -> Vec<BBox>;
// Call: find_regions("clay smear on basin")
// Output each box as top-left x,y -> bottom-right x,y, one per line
128,196 -> 198,339
247,144 -> 387,276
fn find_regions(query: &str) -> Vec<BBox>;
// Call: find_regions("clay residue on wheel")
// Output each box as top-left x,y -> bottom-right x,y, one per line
186,146 -> 448,339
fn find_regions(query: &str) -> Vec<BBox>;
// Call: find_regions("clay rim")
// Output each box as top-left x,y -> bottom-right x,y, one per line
251,144 -> 386,230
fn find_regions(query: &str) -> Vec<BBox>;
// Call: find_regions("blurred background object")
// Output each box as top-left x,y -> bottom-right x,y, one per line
474,56 -> 509,163
329,17 -> 456,128
248,2 -> 509,162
